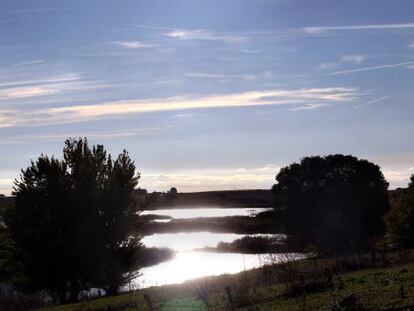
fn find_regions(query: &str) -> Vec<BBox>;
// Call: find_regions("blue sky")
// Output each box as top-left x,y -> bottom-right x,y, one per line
1,0 -> 414,194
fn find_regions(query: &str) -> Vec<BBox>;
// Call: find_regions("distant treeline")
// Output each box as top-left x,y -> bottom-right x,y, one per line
0,188 -> 408,211
0,189 -> 273,211
140,189 -> 273,209
0,196 -> 14,211
1,190 -> 273,210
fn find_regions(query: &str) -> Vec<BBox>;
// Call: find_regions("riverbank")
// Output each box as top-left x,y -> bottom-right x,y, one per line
37,251 -> 414,310
197,235 -> 290,254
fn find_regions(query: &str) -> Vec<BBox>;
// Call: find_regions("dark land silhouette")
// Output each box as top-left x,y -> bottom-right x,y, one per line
141,189 -> 273,208
0,138 -> 413,310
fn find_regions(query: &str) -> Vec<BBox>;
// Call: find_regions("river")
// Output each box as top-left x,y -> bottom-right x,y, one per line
130,207 -> 301,289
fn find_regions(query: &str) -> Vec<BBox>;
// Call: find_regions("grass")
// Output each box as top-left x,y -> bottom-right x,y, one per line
160,297 -> 206,311
35,253 -> 414,311
214,263 -> 414,310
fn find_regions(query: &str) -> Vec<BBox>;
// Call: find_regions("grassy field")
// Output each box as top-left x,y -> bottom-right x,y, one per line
36,253 -> 414,311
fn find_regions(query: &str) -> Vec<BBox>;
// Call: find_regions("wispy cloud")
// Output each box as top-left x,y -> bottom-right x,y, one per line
303,22 -> 414,34
185,71 -> 273,81
409,43 -> 414,49
185,73 -> 240,80
0,73 -> 80,89
319,62 -> 340,70
140,165 -> 280,192
0,86 -> 55,100
354,95 -> 392,109
119,23 -> 414,46
326,61 -> 414,75
341,55 -> 366,64
319,55 -> 367,71
0,87 -> 359,128
0,73 -> 111,104
10,60 -> 44,66
110,41 -> 159,49
0,128 -> 162,145
173,113 -> 193,118
128,24 -> 174,31
288,103 -> 330,111
241,49 -> 261,54
5,8 -> 65,15
165,29 -> 248,43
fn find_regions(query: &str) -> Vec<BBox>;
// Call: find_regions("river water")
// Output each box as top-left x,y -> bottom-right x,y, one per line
130,207 -> 301,289
141,207 -> 271,220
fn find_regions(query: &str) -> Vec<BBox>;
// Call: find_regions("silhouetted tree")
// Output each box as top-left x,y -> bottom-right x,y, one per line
100,149 -> 142,295
4,138 -> 142,301
4,156 -> 74,301
164,187 -> 178,201
272,155 -> 389,253
386,175 -> 414,248
169,187 -> 178,199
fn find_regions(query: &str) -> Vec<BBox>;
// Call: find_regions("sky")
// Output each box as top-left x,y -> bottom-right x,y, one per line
0,0 -> 414,194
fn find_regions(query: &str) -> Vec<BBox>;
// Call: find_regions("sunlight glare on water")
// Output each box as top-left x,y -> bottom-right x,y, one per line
132,251 -> 303,288
142,232 -> 249,251
141,207 -> 271,219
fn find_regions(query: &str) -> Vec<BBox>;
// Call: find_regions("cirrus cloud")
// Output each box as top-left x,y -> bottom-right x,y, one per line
110,41 -> 159,49
139,165 -> 280,192
165,29 -> 248,44
303,22 -> 414,34
341,55 -> 366,64
0,87 -> 359,128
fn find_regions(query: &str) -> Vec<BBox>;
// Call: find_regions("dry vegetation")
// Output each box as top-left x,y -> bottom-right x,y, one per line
34,251 -> 414,311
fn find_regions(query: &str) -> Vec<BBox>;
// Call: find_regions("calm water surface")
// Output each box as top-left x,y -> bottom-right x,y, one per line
142,207 -> 271,219
143,232 -> 249,251
131,207 -> 296,288
143,232 -> 285,251
132,251 -> 303,288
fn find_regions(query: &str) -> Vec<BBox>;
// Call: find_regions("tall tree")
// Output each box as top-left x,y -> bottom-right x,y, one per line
5,156 -> 74,300
272,155 -> 389,253
4,138 -> 142,301
100,150 -> 141,295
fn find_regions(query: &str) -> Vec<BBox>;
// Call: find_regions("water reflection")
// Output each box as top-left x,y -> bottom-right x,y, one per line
133,207 -> 293,289
142,207 -> 271,219
143,232 -> 285,251
152,219 -> 171,223
143,232 -> 249,251
132,251 -> 303,288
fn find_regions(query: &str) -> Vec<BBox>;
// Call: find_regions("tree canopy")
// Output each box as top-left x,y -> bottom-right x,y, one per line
4,138 -> 142,302
386,175 -> 414,248
272,154 -> 389,252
